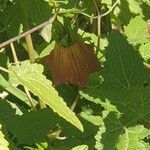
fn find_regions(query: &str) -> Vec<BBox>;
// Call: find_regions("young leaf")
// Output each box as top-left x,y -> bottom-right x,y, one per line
9,61 -> 83,132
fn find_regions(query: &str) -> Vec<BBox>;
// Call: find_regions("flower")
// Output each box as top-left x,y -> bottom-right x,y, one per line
46,39 -> 101,88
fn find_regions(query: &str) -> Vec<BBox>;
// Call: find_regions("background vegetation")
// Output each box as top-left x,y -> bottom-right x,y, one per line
0,0 -> 150,149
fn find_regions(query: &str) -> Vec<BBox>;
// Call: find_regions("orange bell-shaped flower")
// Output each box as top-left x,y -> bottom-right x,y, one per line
46,39 -> 101,88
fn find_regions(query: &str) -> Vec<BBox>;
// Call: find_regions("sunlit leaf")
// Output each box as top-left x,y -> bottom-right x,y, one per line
9,61 -> 83,132
124,16 -> 149,45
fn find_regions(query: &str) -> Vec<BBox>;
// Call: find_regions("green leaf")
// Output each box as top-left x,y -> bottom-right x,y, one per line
81,31 -> 150,149
101,0 -> 112,5
21,0 -> 52,25
101,113 -> 150,150
9,108 -> 60,144
0,124 -> 9,150
9,61 -> 83,132
127,0 -> 143,15
101,113 -> 123,150
0,3 -> 21,38
124,16 -> 149,45
103,30 -> 149,88
138,141 -> 150,150
0,100 -> 18,125
79,111 -> 103,126
52,116 -> 98,150
95,125 -> 106,150
39,41 -> 55,58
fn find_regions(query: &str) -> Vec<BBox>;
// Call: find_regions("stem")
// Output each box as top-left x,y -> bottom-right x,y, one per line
24,87 -> 36,111
71,93 -> 80,111
96,16 -> 101,55
10,43 -> 19,68
92,0 -> 101,55
19,1 -> 35,63
10,42 -> 36,111
100,0 -> 119,17
19,1 -> 47,109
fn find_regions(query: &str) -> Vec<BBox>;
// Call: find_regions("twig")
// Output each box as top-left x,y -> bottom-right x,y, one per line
0,13 -> 58,49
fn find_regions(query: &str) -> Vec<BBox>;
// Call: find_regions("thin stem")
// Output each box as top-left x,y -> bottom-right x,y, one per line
96,16 -> 101,55
0,66 -> 9,73
24,87 -> 36,111
10,43 -> 19,68
0,13 -> 58,49
92,0 -> 101,55
100,0 -> 119,17
10,43 -> 36,110
71,93 -> 80,111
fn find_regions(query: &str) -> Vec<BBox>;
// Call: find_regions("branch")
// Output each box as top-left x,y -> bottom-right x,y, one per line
100,0 -> 119,17
0,13 -> 58,49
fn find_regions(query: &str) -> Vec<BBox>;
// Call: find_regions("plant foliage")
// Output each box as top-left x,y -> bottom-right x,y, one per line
0,0 -> 150,149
